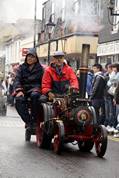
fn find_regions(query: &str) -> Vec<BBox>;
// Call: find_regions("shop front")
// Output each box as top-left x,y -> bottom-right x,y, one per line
37,33 -> 98,69
97,41 -> 119,67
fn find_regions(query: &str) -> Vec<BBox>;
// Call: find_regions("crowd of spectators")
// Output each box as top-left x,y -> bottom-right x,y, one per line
84,63 -> 119,137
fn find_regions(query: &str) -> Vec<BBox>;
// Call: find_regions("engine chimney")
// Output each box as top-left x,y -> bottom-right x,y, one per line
79,44 -> 90,98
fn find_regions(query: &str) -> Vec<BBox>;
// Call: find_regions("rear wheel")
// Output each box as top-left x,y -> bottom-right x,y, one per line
36,103 -> 54,149
95,125 -> 108,157
78,140 -> 94,152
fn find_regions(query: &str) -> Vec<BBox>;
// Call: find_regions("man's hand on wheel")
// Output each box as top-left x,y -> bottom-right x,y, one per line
16,91 -> 24,97
48,92 -> 55,101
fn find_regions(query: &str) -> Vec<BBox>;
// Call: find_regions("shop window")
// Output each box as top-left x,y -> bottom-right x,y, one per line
107,58 -> 111,64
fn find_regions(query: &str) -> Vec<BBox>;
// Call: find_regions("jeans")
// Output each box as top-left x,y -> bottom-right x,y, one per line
15,91 -> 41,124
116,104 -> 119,124
92,99 -> 105,125
104,97 -> 116,128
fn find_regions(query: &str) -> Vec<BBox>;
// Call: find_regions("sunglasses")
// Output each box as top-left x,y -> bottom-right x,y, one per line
54,56 -> 64,59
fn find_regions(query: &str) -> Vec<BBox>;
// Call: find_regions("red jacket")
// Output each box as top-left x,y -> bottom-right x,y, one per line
42,64 -> 79,95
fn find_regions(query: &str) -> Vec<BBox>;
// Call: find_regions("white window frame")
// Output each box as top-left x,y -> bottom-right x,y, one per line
73,0 -> 80,15
62,0 -> 65,22
79,0 -> 100,16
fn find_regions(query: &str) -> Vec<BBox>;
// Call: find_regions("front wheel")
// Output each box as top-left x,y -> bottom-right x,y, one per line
36,122 -> 52,149
78,140 -> 94,152
95,125 -> 108,157
52,121 -> 65,155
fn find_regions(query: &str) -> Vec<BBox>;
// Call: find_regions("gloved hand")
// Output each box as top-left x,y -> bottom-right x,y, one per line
48,92 -> 55,101
71,88 -> 79,94
89,95 -> 93,100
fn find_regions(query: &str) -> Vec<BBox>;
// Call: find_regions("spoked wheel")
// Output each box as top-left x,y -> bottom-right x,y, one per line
78,140 -> 94,152
25,129 -> 31,142
36,122 -> 52,149
95,125 -> 108,158
36,103 -> 55,149
52,121 -> 64,155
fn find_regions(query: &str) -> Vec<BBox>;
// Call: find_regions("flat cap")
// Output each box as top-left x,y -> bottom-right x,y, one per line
53,51 -> 65,57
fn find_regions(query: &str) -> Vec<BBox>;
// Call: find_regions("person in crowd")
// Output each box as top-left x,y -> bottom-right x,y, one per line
42,51 -> 79,100
0,79 -> 7,94
107,63 -> 119,89
107,64 -> 119,131
8,73 -> 16,106
104,64 -> 117,134
114,82 -> 119,137
0,79 -> 4,91
114,81 -> 119,137
5,76 -> 10,103
90,64 -> 105,125
86,69 -> 94,98
14,48 -> 44,128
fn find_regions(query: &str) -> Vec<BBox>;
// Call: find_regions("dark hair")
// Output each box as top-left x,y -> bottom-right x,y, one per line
111,63 -> 119,72
93,64 -> 103,71
105,63 -> 112,69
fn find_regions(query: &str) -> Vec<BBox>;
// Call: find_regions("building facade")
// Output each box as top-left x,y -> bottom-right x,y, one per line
97,0 -> 119,66
37,0 -> 102,70
1,19 -> 39,76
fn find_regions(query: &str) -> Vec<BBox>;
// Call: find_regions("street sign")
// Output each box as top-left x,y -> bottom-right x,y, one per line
21,48 -> 29,56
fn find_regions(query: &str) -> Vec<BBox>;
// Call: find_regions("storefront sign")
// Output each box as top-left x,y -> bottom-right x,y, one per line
97,41 -> 119,56
21,48 -> 29,56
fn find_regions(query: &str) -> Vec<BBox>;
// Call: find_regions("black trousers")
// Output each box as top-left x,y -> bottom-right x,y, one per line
15,91 -> 41,124
92,99 -> 105,125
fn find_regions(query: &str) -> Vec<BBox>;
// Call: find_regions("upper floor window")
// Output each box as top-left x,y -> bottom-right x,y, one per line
112,0 -> 119,32
73,0 -> 80,15
51,1 -> 55,22
62,1 -> 65,22
80,0 -> 100,16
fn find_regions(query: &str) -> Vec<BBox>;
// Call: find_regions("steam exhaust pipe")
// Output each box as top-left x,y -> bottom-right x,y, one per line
80,44 -> 90,98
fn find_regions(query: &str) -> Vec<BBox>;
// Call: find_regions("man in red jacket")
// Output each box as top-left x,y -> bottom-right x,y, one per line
42,51 -> 79,100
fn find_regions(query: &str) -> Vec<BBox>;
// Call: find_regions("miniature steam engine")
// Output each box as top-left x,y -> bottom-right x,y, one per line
35,45 -> 108,158
35,90 -> 107,157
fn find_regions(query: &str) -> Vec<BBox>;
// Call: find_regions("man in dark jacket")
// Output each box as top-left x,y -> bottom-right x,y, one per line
90,64 -> 106,125
14,48 -> 44,127
42,51 -> 79,100
114,82 -> 119,134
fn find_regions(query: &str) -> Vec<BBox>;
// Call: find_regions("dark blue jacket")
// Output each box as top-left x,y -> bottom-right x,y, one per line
14,62 -> 44,93
86,72 -> 94,96
91,72 -> 106,99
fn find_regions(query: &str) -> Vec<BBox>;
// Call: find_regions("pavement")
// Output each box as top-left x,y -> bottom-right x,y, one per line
0,106 -> 118,178
0,105 -> 24,128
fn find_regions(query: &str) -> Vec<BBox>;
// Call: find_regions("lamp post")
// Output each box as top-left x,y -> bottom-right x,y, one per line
33,0 -> 37,48
46,15 -> 55,64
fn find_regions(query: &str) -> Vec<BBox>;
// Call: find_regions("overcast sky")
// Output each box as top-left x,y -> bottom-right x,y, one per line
0,0 -> 46,23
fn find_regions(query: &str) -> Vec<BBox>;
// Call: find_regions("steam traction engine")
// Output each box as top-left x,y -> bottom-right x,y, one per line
36,44 -> 108,157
